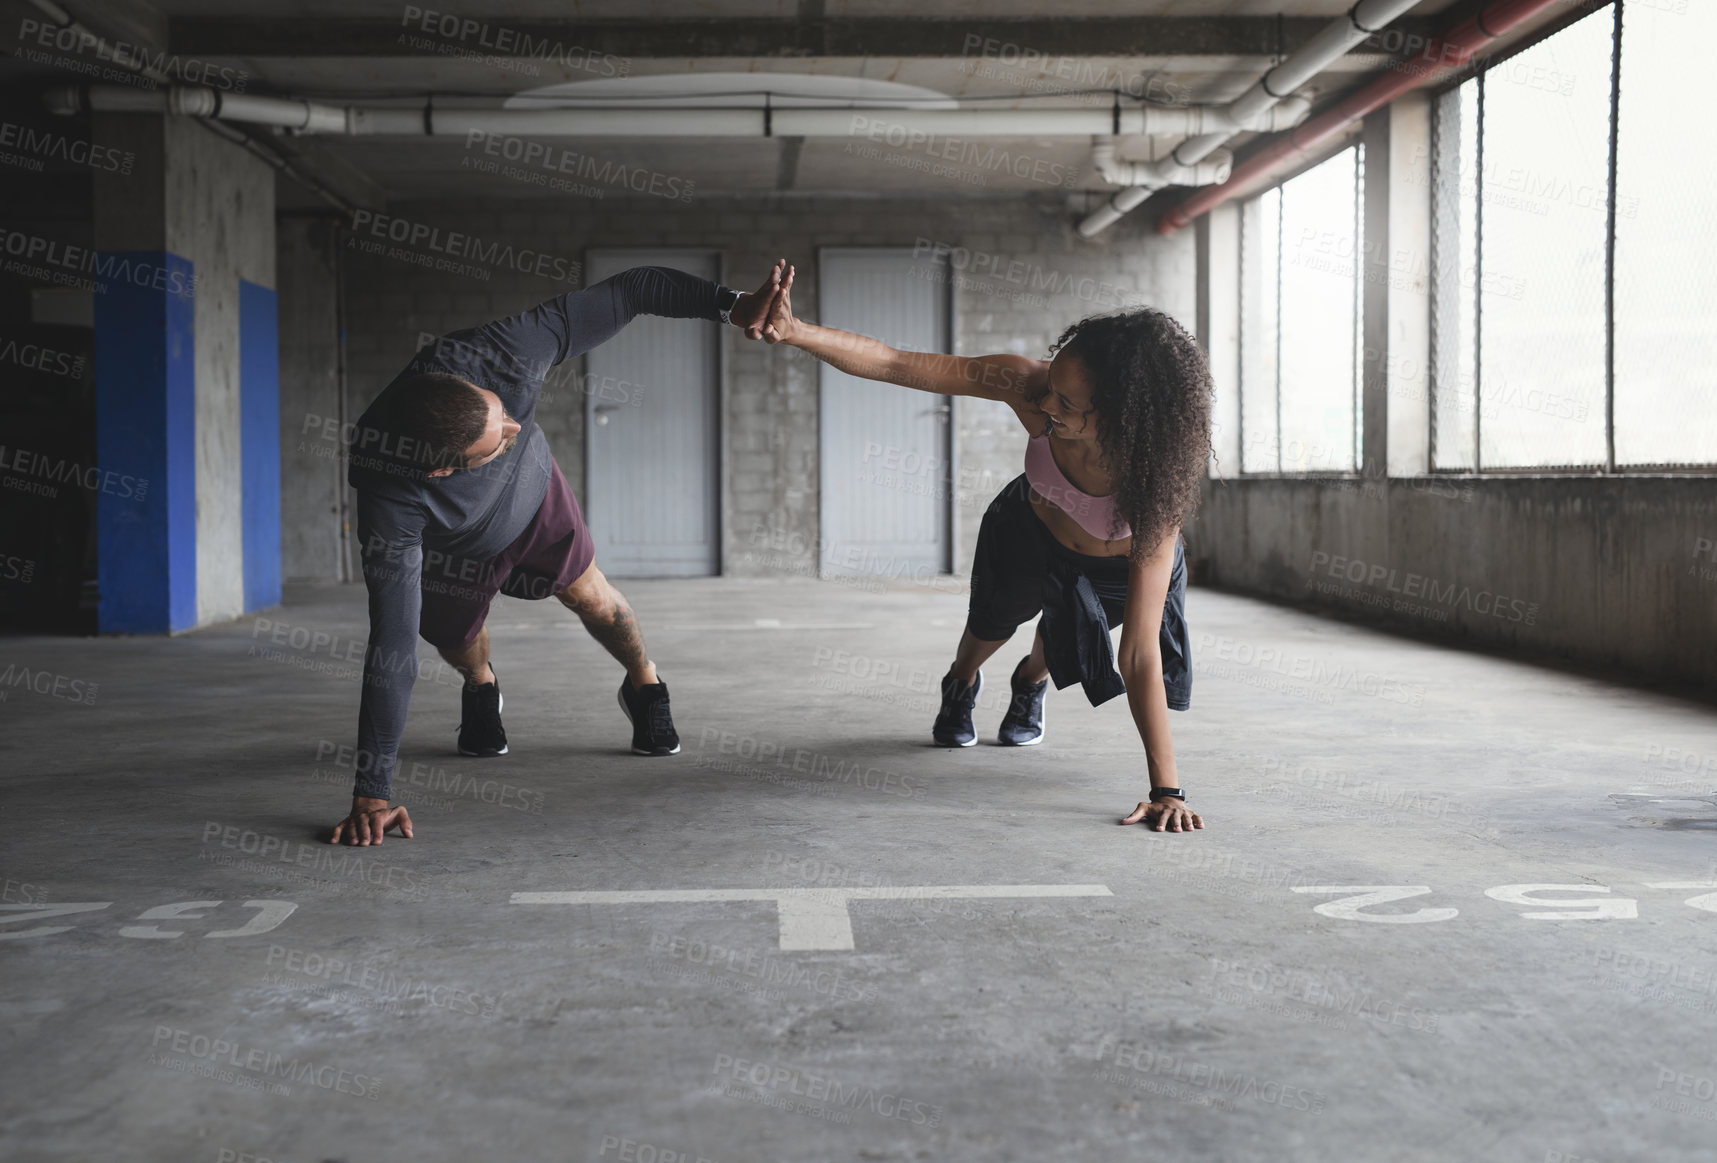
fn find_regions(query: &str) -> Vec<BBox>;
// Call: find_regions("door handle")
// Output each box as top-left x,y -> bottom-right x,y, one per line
594,405 -> 620,426
920,405 -> 951,420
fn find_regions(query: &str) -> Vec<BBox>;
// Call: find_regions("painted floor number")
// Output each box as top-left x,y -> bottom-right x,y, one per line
0,900 -> 298,941
1293,883 -> 1717,923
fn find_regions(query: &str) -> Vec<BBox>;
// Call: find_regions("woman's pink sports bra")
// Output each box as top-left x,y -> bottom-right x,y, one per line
1023,435 -> 1131,541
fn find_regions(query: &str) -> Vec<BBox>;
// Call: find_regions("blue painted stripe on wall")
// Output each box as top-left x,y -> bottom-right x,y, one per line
94,251 -> 196,634
240,279 -> 281,612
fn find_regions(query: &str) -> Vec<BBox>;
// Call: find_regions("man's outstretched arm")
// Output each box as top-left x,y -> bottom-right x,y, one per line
330,495 -> 425,845
486,262 -> 784,375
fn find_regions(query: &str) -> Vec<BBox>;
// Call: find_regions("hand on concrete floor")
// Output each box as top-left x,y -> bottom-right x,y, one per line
330,796 -> 414,845
1121,800 -> 1204,832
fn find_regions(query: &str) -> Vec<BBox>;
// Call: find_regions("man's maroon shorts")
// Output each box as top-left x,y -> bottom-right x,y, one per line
418,459 -> 594,650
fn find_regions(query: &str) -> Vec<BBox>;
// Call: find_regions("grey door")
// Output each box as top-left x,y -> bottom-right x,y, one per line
818,247 -> 952,578
585,249 -> 721,577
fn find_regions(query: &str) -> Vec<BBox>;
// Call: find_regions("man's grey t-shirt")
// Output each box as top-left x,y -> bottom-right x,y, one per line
346,266 -> 730,799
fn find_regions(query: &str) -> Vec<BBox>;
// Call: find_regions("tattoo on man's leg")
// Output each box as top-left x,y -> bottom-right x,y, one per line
583,594 -> 648,671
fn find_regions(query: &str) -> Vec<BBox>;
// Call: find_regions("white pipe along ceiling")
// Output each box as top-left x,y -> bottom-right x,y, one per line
44,85 -> 1312,140
1076,0 -> 1428,237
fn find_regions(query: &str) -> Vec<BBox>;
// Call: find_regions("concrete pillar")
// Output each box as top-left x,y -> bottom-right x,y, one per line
276,216 -> 347,582
1361,111 -> 1392,484
1385,92 -> 1432,478
1361,95 -> 1433,482
91,113 -> 276,632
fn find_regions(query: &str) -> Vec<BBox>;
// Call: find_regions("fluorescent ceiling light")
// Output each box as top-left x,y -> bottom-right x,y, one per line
505,72 -> 958,110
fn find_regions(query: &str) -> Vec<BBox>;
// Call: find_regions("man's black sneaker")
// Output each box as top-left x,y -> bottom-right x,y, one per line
457,672 -> 509,757
932,670 -> 983,747
618,677 -> 681,756
998,657 -> 1048,746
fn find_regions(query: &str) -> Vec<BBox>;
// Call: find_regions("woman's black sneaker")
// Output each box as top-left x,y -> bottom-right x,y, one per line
997,657 -> 1047,746
932,670 -> 983,747
458,672 -> 509,756
619,677 -> 681,756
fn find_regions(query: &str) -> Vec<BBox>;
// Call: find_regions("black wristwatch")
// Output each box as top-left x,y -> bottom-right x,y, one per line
716,286 -> 744,326
1148,787 -> 1186,802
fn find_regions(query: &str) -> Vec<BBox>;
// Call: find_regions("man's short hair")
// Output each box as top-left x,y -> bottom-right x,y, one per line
393,372 -> 490,470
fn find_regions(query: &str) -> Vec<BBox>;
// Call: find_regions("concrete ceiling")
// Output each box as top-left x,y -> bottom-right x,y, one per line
0,0 -> 1557,213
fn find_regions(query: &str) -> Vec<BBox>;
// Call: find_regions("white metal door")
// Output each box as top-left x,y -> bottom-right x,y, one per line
818,247 -> 952,578
585,249 -> 720,577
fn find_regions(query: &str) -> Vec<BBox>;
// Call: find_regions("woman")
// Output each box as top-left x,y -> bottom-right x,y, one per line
763,267 -> 1211,833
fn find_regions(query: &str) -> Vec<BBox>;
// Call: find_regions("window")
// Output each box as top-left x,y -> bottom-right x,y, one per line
1238,144 -> 1365,473
1431,0 -> 1716,470
1612,0 -> 1717,466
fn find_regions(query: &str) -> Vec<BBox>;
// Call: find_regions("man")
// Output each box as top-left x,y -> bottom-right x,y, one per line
331,262 -> 785,845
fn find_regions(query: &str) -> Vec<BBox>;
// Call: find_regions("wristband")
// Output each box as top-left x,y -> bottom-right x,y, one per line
1148,787 -> 1185,802
716,286 -> 743,325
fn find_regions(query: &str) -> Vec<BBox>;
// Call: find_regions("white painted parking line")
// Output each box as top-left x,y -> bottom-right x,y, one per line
510,885 -> 1114,951
776,892 -> 853,951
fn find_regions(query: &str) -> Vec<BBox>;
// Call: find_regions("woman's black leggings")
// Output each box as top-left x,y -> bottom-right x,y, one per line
965,474 -> 1191,710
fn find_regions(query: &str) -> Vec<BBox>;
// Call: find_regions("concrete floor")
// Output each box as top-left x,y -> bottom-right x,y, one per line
3,576 -> 1716,1163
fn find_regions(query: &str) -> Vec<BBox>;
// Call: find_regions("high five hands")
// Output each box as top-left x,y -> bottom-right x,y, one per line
731,259 -> 792,340
761,262 -> 797,344
724,258 -> 800,344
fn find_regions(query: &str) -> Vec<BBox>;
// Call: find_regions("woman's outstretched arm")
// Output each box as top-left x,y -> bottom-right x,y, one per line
763,263 -> 1042,405
1117,528 -> 1204,833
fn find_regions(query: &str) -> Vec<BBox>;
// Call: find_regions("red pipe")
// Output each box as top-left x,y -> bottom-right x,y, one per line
1156,0 -> 1574,234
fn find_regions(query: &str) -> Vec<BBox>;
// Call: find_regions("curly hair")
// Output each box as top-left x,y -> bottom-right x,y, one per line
1047,308 -> 1213,558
